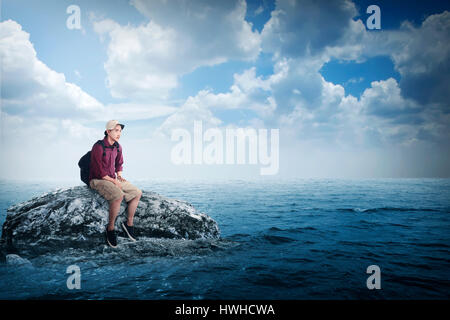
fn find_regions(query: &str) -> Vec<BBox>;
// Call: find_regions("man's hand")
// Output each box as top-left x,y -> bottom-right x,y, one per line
117,171 -> 127,182
103,175 -> 122,189
113,178 -> 122,189
117,171 -> 126,182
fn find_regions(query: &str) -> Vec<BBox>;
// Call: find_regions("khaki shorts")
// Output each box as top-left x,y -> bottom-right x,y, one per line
89,179 -> 142,202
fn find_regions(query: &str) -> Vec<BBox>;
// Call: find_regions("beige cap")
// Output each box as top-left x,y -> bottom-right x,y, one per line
105,120 -> 124,131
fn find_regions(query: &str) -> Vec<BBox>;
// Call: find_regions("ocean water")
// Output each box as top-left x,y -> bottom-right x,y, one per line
0,178 -> 449,299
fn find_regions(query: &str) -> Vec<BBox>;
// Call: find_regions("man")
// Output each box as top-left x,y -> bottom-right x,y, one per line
89,120 -> 142,248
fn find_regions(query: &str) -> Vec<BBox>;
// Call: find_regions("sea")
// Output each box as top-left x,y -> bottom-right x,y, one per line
0,178 -> 449,300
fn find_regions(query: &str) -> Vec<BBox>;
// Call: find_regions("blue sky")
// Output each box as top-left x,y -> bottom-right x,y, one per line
1,0 -> 449,180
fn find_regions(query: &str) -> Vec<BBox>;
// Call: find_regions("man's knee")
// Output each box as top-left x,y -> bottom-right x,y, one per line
134,189 -> 143,201
110,194 -> 124,203
126,189 -> 142,203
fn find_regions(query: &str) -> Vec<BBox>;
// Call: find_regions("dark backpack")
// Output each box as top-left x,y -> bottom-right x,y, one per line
78,140 -> 121,186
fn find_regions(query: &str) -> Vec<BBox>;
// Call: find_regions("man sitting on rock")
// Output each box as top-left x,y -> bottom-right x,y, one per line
89,120 -> 142,248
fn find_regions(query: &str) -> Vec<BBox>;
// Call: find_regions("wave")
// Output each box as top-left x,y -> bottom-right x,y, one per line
229,226 -> 319,247
5,237 -> 239,267
227,233 -> 251,240
338,240 -> 383,248
391,275 -> 450,292
337,207 -> 442,213
389,261 -> 434,271
414,242 -> 450,249
262,235 -> 297,245
267,226 -> 317,233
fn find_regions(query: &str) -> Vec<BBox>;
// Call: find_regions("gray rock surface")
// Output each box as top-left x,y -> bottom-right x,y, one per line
1,186 -> 220,254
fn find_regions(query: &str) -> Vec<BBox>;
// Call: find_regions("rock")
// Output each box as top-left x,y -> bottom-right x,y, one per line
0,186 -> 220,254
6,254 -> 32,267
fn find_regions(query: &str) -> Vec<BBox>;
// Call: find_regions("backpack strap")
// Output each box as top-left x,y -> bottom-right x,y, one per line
96,140 -> 120,157
113,141 -> 121,154
96,140 -> 106,157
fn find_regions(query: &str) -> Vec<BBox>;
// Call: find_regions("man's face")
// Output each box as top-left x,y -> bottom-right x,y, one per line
108,125 -> 122,142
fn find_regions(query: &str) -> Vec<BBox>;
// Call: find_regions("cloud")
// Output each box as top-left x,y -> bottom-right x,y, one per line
254,5 -> 264,16
255,1 -> 450,151
0,19 -> 177,123
0,112 -> 104,181
346,11 -> 450,107
360,78 -> 423,121
160,55 -> 446,152
92,18 -> 180,100
0,111 -> 101,149
261,0 -> 359,59
93,0 -> 261,100
260,1 -> 449,110
269,57 -> 326,114
155,66 -> 278,137
2,2 -> 449,180
276,61 -> 358,144
344,77 -> 364,85
276,66 -> 445,148
0,20 -> 104,119
194,67 -> 276,115
0,19 -> 180,181
156,95 -> 223,138
392,11 -> 450,107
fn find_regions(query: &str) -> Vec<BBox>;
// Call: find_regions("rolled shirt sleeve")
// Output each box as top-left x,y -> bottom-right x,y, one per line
115,146 -> 124,173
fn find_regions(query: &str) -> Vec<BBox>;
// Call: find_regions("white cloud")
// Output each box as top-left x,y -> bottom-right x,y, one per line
153,3 -> 450,159
261,0 -> 359,59
93,18 -> 180,100
155,67 -> 278,137
344,11 -> 450,106
360,78 -> 422,120
359,78 -> 450,146
101,102 -> 177,122
61,119 -> 99,139
156,95 -> 223,137
196,67 -> 276,115
260,1 -> 449,109
256,1 -> 450,152
160,53 -> 445,155
93,0 -> 261,100
254,5 -> 264,16
276,66 -> 436,149
2,2 -> 449,180
0,20 -> 104,119
344,77 -> 364,85
0,19 -> 177,123
391,11 -> 450,106
0,20 -> 180,181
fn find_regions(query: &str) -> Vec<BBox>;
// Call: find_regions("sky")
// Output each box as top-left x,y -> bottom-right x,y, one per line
0,0 -> 449,181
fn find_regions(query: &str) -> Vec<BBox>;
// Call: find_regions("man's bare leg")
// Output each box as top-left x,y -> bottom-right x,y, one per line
107,195 -> 123,231
126,191 -> 142,226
